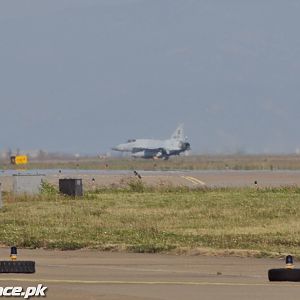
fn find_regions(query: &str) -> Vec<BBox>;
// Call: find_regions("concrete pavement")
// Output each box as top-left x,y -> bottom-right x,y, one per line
0,249 -> 299,299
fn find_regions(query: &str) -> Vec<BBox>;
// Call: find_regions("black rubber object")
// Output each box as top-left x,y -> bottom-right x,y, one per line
0,261 -> 35,273
268,268 -> 300,281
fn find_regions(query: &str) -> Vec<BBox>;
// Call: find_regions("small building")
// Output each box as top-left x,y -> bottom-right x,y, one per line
13,174 -> 45,195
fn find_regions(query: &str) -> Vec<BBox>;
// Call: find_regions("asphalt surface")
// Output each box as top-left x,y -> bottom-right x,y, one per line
0,249 -> 299,300
2,169 -> 300,192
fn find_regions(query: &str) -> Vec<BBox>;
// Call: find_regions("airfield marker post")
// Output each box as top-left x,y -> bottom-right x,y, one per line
0,182 -> 2,209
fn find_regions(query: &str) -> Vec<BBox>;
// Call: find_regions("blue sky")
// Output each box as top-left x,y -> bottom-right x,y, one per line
1,0 -> 300,154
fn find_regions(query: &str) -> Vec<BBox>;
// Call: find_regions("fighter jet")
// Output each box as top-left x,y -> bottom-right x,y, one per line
112,124 -> 191,160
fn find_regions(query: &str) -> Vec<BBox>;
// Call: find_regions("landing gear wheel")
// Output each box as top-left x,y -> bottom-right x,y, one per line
0,261 -> 35,273
268,268 -> 300,281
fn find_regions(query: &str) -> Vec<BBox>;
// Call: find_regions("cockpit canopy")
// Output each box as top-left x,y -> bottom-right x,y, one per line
127,139 -> 136,143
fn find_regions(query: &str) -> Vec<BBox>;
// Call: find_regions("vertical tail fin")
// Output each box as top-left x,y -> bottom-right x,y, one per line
171,124 -> 184,140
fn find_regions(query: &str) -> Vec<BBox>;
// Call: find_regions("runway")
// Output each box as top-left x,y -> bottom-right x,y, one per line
0,249 -> 299,300
1,169 -> 300,192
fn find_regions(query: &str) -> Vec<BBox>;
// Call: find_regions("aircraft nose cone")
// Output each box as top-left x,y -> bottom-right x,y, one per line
112,145 -> 121,151
112,143 -> 126,151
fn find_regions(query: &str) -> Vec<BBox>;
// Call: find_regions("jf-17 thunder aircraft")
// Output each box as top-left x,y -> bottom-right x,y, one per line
112,124 -> 191,160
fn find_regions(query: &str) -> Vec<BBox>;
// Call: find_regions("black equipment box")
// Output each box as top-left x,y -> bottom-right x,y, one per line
59,179 -> 83,197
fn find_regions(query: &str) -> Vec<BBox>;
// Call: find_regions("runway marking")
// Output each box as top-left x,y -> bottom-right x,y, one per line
0,278 -> 299,288
181,176 -> 206,186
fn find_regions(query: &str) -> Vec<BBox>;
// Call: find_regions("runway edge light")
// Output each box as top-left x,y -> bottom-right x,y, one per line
0,247 -> 35,273
268,255 -> 300,281
10,246 -> 17,261
286,255 -> 294,269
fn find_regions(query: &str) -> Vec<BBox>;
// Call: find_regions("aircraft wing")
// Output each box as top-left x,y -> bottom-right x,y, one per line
132,147 -> 167,159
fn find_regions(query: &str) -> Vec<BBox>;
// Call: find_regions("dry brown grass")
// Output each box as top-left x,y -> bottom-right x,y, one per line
3,154 -> 300,170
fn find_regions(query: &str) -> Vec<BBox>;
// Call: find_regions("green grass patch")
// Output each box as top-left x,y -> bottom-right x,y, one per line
1,187 -> 300,256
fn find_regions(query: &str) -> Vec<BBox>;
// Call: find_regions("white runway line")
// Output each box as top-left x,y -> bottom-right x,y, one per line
181,176 -> 206,186
0,278 -> 299,288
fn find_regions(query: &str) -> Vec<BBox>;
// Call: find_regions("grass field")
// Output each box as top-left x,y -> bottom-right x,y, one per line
1,184 -> 300,257
3,154 -> 300,171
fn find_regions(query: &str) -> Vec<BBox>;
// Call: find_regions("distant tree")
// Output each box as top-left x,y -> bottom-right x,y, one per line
7,148 -> 12,158
37,149 -> 47,160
